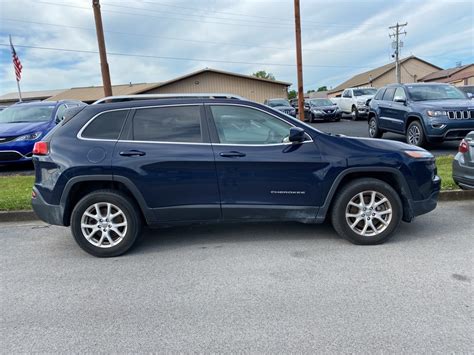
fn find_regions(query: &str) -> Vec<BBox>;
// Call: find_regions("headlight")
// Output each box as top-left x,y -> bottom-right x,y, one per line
357,100 -> 366,105
404,150 -> 434,159
426,110 -> 446,117
15,132 -> 42,141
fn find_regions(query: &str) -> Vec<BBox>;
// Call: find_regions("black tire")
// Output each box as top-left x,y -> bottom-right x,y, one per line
309,113 -> 315,123
330,178 -> 402,245
70,190 -> 142,257
406,120 -> 426,147
368,116 -> 383,138
351,106 -> 359,121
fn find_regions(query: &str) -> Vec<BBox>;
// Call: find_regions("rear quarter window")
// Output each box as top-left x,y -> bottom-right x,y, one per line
81,110 -> 128,140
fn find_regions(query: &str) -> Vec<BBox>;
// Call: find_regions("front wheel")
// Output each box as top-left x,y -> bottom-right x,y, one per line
351,106 -> 359,121
330,178 -> 402,245
368,116 -> 383,138
406,121 -> 426,147
70,190 -> 142,257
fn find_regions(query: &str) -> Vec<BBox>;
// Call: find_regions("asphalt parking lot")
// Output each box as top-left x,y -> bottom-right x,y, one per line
1,200 -> 472,353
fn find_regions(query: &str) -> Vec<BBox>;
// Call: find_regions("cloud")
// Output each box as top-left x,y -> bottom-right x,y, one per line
0,0 -> 472,95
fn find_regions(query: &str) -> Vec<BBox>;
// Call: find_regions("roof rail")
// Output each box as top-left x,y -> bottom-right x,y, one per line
92,93 -> 245,105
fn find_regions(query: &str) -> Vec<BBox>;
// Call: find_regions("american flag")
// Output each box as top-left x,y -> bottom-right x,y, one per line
9,36 -> 23,82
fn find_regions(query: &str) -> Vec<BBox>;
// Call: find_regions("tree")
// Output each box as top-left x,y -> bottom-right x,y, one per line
288,90 -> 297,100
317,86 -> 328,92
252,70 -> 276,81
307,89 -> 315,94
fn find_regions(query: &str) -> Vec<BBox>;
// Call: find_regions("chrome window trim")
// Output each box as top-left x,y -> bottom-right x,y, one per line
77,103 -> 314,146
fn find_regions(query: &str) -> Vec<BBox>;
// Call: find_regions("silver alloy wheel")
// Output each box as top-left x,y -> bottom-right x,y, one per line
80,202 -> 128,248
408,125 -> 421,145
345,190 -> 392,237
369,119 -> 377,137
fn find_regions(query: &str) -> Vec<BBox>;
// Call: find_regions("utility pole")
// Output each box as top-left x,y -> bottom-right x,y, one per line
92,0 -> 113,97
389,22 -> 407,84
294,0 -> 304,121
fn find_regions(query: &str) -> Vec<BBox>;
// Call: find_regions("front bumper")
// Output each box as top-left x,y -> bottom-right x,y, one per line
405,175 -> 441,221
356,105 -> 369,116
312,111 -> 340,120
31,186 -> 65,226
0,141 -> 36,164
424,116 -> 474,141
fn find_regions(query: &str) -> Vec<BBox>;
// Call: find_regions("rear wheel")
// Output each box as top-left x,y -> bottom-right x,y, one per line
70,190 -> 142,257
351,106 -> 359,121
368,116 -> 383,138
406,121 -> 426,147
330,178 -> 402,245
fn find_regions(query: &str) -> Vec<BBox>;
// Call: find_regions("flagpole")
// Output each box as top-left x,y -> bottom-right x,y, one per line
16,79 -> 23,102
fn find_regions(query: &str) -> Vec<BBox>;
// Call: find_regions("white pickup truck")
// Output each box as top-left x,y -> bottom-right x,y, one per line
331,87 -> 377,120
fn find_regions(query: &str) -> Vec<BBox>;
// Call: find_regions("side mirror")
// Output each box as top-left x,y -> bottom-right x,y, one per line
394,97 -> 406,104
289,127 -> 305,143
467,92 -> 473,99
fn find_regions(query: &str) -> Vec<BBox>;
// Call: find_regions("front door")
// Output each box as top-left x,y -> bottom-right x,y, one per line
112,104 -> 220,222
207,104 -> 326,221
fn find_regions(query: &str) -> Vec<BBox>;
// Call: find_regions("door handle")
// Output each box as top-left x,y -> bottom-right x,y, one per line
119,150 -> 146,157
219,151 -> 246,158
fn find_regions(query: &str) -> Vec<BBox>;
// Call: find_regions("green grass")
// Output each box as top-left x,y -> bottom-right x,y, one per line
0,175 -> 35,211
436,155 -> 457,190
0,156 -> 459,211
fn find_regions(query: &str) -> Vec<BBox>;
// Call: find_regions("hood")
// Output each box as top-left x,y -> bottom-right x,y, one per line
311,105 -> 338,110
274,106 -> 295,111
355,94 -> 375,101
0,121 -> 51,137
339,135 -> 426,153
413,99 -> 474,110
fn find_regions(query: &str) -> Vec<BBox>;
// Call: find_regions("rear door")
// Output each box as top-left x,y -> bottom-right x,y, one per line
389,87 -> 409,132
112,104 -> 220,222
378,87 -> 397,130
206,104 -> 326,220
340,89 -> 352,112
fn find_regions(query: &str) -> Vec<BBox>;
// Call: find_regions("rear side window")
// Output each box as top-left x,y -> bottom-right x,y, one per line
382,87 -> 396,101
374,88 -> 385,100
133,106 -> 202,143
81,110 -> 128,140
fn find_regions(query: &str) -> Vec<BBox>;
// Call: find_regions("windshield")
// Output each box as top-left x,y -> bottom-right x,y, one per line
407,85 -> 467,101
353,88 -> 377,96
0,105 -> 55,124
309,99 -> 334,106
267,100 -> 290,107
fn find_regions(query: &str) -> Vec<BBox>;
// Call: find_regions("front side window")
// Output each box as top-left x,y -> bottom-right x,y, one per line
82,110 -> 128,140
342,90 -> 351,98
393,87 -> 407,102
55,104 -> 68,122
210,105 -> 292,145
133,106 -> 202,143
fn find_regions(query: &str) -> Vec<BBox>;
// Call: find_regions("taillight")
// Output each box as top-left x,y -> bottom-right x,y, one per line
32,141 -> 49,155
458,139 -> 469,154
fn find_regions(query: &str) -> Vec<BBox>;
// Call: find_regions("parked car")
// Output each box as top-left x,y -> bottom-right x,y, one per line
307,98 -> 341,122
368,83 -> 474,147
0,101 -> 86,164
264,98 -> 296,117
32,94 -> 440,257
458,85 -> 474,99
332,87 -> 377,120
452,131 -> 474,190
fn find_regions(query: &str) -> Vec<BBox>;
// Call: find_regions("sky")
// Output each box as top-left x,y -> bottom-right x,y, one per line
0,0 -> 473,95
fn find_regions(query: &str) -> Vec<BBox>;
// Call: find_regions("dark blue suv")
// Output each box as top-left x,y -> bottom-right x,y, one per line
368,83 -> 474,146
32,94 -> 441,257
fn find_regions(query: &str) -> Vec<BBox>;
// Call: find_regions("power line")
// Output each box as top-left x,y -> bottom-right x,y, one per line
0,43 -> 383,69
1,18 -> 361,54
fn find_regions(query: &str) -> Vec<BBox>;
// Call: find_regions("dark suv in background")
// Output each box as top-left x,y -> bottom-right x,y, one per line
263,98 -> 296,117
32,94 -> 440,257
368,83 -> 474,146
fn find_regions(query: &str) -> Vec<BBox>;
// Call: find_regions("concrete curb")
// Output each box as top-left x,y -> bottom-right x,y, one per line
438,189 -> 474,201
0,190 -> 472,223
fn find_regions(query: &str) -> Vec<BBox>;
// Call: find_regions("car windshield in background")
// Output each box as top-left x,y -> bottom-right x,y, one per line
0,105 -> 55,123
353,88 -> 377,96
267,100 -> 290,107
309,99 -> 334,106
407,85 -> 467,101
